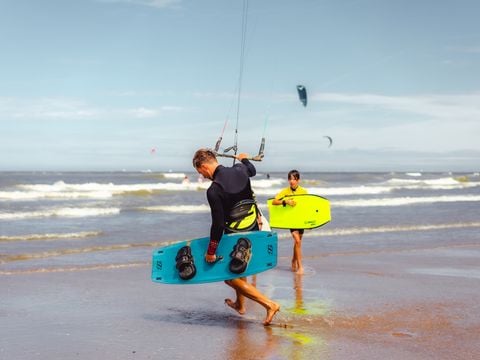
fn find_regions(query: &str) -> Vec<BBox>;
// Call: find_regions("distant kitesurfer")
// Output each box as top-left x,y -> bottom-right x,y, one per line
192,148 -> 280,325
271,170 -> 308,274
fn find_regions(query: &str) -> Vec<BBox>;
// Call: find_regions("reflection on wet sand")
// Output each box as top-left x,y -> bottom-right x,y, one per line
274,273 -> 329,359
225,322 -> 279,360
225,313 -> 328,360
280,273 -> 330,318
294,274 -> 304,314
224,273 -> 330,359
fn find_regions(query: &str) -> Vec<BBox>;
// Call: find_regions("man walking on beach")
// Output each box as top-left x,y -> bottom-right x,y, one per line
192,148 -> 280,325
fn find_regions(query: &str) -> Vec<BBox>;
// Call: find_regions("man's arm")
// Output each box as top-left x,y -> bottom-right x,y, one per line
236,153 -> 256,177
206,185 -> 225,261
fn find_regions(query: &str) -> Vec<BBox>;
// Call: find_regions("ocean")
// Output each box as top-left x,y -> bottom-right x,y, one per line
1,170 -> 480,275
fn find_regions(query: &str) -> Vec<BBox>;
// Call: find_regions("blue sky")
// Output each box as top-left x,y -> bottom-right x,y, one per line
1,0 -> 479,172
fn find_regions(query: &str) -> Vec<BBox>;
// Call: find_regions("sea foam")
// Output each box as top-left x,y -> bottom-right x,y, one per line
332,195 -> 480,207
0,207 -> 120,220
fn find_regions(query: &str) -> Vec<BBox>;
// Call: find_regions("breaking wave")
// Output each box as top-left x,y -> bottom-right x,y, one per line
140,205 -> 210,213
3,176 -> 478,202
136,194 -> 480,213
333,195 -> 480,207
281,221 -> 480,239
0,231 -> 102,242
0,207 -> 120,220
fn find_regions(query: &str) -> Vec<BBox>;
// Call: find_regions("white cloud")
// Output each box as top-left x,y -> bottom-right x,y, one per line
0,97 -> 184,121
145,0 -> 181,8
312,92 -> 480,121
193,91 -> 237,100
128,107 -> 159,118
127,106 -> 184,118
98,0 -> 181,9
449,45 -> 480,54
0,97 -> 100,120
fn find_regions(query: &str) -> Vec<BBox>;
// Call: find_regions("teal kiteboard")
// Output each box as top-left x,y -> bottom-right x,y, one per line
151,231 -> 278,285
267,194 -> 331,229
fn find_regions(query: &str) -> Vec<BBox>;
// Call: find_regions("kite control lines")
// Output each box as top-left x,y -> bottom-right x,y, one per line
212,0 -> 265,163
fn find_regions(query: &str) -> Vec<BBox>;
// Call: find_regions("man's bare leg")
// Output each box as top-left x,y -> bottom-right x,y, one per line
224,277 -> 246,315
225,278 -> 280,325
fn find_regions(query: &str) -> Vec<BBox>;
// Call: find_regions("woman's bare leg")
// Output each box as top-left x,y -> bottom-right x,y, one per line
291,231 -> 304,274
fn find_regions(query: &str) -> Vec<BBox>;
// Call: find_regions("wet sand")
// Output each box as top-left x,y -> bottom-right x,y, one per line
1,238 -> 480,359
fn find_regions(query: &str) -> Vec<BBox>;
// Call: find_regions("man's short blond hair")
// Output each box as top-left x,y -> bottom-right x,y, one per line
192,148 -> 217,169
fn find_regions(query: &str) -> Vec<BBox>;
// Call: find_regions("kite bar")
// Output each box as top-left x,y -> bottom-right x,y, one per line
215,153 -> 264,162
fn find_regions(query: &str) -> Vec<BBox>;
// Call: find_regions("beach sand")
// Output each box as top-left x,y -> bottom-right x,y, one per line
1,239 -> 480,360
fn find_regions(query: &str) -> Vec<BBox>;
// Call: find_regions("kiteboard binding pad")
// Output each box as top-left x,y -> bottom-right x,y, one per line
175,246 -> 196,280
267,194 -> 331,230
229,237 -> 252,274
151,231 -> 277,284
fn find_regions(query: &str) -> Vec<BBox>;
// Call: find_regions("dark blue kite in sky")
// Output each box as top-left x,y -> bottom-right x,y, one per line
296,85 -> 307,107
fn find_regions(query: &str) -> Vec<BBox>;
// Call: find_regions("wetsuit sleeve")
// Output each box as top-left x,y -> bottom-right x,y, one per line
206,185 -> 225,254
240,158 -> 256,177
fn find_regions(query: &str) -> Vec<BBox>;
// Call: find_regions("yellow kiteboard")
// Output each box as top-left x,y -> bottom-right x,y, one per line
267,194 -> 331,229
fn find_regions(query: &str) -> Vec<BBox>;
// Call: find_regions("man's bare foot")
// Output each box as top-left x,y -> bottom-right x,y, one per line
296,266 -> 304,275
263,303 -> 280,326
225,298 -> 246,315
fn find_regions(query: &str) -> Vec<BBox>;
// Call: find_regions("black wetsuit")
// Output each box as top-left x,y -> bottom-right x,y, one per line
206,159 -> 258,254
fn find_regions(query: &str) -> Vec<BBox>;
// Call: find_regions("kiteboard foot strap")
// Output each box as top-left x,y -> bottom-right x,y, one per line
229,237 -> 252,274
175,246 -> 196,280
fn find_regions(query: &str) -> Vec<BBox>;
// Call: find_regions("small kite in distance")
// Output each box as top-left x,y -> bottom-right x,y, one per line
323,136 -> 333,148
296,85 -> 307,107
